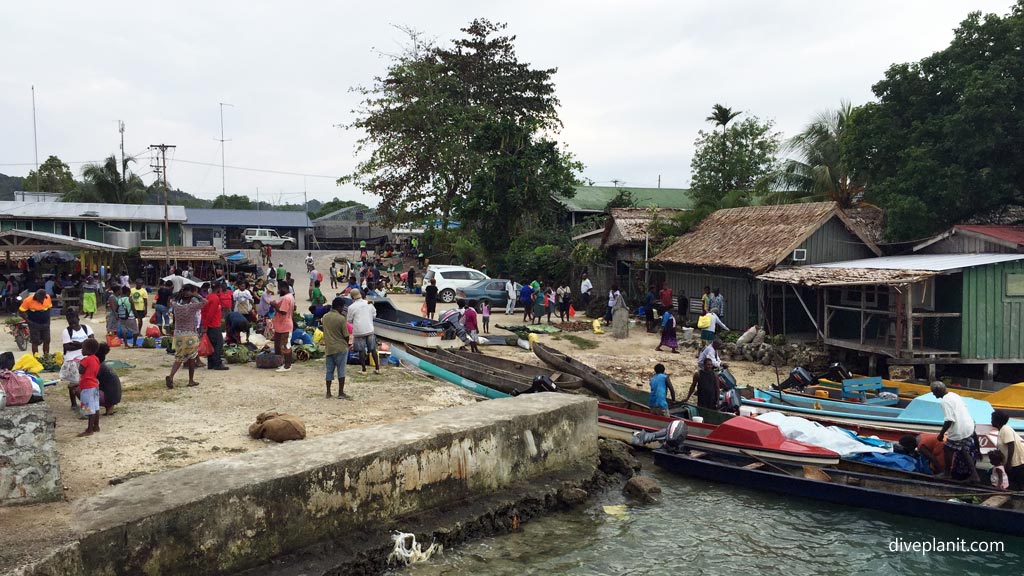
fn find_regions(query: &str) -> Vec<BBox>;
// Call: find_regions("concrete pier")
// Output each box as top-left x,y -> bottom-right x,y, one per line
8,394 -> 597,576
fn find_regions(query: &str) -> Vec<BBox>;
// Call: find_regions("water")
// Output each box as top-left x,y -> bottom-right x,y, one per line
395,454 -> 1024,576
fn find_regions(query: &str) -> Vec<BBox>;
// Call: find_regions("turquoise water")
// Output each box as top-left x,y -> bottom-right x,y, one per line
396,454 -> 1024,576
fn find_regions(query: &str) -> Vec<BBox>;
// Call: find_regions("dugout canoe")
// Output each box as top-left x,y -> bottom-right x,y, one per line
445,349 -> 583,390
654,449 -> 1024,537
407,345 -> 535,395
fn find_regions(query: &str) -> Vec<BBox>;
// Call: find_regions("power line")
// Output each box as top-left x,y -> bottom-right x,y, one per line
168,158 -> 340,179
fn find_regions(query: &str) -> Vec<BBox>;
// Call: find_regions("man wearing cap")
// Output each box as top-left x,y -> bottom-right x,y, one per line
321,296 -> 352,399
346,289 -> 379,374
19,289 -> 52,355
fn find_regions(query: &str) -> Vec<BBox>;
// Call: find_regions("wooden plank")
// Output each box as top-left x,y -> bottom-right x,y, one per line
742,462 -> 765,470
791,285 -> 823,339
994,263 -> 1004,360
981,494 -> 1011,508
688,450 -> 708,459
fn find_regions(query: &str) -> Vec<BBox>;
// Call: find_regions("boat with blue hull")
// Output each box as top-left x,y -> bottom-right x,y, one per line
746,389 -> 1024,438
653,449 -> 1024,537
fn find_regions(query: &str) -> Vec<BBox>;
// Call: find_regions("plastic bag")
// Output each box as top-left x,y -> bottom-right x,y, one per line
60,357 -> 81,384
420,303 -> 427,315
568,305 -> 576,318
198,333 -> 214,357
106,334 -> 123,348
12,353 -> 44,374
0,370 -> 33,406
697,314 -> 712,329
150,312 -> 158,325
145,326 -> 161,338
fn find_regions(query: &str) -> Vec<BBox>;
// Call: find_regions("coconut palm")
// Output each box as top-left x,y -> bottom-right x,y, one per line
73,155 -> 147,204
706,104 -> 741,129
761,101 -> 862,208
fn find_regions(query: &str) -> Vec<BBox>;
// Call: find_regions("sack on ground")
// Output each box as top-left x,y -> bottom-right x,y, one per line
255,353 -> 284,369
106,334 -> 123,348
248,411 -> 306,442
736,325 -> 758,345
0,369 -> 35,406
145,326 -> 161,338
198,334 -> 214,357
697,314 -> 712,330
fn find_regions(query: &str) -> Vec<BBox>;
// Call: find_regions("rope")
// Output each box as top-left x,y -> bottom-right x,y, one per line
387,531 -> 442,566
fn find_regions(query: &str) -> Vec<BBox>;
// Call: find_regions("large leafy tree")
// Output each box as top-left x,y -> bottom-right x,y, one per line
211,194 -> 253,210
689,114 -> 779,209
24,155 -> 77,194
762,102 -> 862,207
844,2 -> 1024,241
68,155 -> 146,204
342,19 -> 581,253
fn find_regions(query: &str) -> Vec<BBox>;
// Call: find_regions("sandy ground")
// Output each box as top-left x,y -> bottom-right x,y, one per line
0,254 -> 780,567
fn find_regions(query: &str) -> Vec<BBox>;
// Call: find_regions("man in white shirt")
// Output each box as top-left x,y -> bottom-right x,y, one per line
505,279 -> 516,315
933,381 -> 980,483
580,273 -> 593,308
346,290 -> 379,374
696,340 -> 724,370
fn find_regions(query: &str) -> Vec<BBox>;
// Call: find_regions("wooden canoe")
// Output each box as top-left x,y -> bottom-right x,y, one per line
532,342 -> 644,408
407,345 -> 543,395
444,349 -> 583,390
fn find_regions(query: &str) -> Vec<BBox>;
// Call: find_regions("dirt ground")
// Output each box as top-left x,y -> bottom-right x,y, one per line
0,263 -> 780,567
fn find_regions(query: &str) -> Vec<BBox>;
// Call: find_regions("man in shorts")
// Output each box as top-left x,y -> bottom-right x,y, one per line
270,283 -> 295,372
346,289 -> 379,374
130,278 -> 149,335
19,289 -> 52,355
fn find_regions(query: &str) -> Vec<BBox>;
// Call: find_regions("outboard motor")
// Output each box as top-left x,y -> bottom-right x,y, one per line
511,375 -> 559,396
774,366 -> 815,391
631,419 -> 688,453
817,362 -> 852,383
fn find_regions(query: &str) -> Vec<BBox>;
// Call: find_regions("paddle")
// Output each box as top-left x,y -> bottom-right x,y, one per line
738,450 -> 798,477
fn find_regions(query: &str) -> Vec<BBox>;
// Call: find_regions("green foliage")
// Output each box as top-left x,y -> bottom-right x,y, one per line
604,188 -> 638,210
67,155 -> 146,204
506,230 -> 569,283
570,214 -> 606,238
451,235 -> 486,268
570,242 -> 603,267
843,2 -> 1024,241
559,333 -> 599,350
690,115 -> 780,210
0,173 -> 25,200
24,156 -> 77,194
211,194 -> 253,209
706,104 -> 742,129
761,102 -> 862,208
342,19 -> 581,252
310,198 -> 368,220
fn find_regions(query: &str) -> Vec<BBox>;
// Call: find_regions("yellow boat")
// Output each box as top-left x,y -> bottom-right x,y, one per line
819,377 -> 1024,416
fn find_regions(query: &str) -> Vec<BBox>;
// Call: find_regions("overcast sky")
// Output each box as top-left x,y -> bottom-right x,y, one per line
0,1 -> 1012,207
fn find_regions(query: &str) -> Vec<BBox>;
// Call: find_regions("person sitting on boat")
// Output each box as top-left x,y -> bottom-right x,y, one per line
932,381 -> 981,483
696,339 -> 725,371
648,363 -> 676,417
992,409 -> 1024,490
685,358 -> 725,411
896,434 -> 945,475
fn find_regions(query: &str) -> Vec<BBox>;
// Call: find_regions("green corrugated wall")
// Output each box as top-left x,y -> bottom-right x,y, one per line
962,261 -> 1024,360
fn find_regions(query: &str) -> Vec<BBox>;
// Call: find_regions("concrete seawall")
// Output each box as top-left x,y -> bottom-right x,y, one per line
9,394 -> 597,576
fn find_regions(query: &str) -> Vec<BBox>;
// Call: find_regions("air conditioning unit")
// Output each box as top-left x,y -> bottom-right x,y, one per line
196,241 -> 211,247
791,249 -> 807,262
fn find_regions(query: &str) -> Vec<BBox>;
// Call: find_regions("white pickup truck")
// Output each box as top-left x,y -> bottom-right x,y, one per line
243,228 -> 296,249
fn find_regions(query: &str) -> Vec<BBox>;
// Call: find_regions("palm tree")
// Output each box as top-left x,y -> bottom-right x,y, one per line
74,155 -> 147,204
761,101 -> 862,208
706,104 -> 741,129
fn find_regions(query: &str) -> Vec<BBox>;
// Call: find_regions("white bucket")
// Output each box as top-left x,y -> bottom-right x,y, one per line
681,327 -> 694,341
739,406 -> 757,418
691,416 -> 704,423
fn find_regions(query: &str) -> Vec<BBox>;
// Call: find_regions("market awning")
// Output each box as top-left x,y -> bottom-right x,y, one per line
0,229 -> 127,253
138,246 -> 223,261
757,267 -> 936,287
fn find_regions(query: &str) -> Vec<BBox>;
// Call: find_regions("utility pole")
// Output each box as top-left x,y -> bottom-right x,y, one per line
217,102 -> 233,197
657,175 -> 661,189
119,121 -> 126,185
149,144 -> 176,267
31,86 -> 38,193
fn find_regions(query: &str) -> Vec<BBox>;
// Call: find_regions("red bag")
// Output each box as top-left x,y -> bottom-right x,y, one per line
145,326 -> 161,338
0,370 -> 34,406
198,334 -> 214,357
106,334 -> 123,348
149,312 -> 158,325
568,305 -> 576,318
317,272 -> 323,283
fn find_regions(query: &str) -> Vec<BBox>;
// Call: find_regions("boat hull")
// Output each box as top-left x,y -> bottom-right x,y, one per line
654,450 -> 1024,537
447,349 -> 584,390
374,322 -> 464,349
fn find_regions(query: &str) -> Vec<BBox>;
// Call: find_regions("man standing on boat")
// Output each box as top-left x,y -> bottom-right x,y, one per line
648,363 -> 676,417
685,357 -> 725,410
933,381 -> 981,483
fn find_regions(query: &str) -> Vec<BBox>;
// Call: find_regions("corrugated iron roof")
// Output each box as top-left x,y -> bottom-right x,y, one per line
554,186 -> 692,212
955,225 -> 1024,247
0,201 -> 186,222
814,253 -> 1024,271
0,229 -> 128,252
138,246 -> 223,261
651,202 -> 880,273
185,208 -> 312,228
758,267 -> 936,287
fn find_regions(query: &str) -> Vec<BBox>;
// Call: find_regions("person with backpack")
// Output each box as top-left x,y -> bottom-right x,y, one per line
114,285 -> 137,347
130,278 -> 149,335
61,307 -> 94,409
697,307 -> 728,344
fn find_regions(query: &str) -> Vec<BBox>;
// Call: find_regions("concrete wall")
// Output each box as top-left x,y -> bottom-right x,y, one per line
16,394 -> 596,576
0,404 -> 62,506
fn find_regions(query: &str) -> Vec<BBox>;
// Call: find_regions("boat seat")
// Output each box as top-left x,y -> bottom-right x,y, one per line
688,450 -> 708,459
742,462 -> 765,470
981,494 -> 1012,508
841,377 -> 899,405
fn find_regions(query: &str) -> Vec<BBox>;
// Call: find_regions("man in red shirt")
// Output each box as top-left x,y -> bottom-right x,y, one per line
202,283 -> 228,371
659,282 -> 673,315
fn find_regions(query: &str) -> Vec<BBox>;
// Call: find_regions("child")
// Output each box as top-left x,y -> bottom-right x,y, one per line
990,450 -> 1009,490
77,338 -> 102,437
647,363 -> 676,417
480,300 -> 491,334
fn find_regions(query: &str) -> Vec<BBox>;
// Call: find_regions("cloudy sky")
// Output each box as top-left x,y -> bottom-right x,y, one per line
0,1 -> 1012,206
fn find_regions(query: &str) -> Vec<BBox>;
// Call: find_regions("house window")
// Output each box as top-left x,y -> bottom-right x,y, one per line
840,285 -> 879,308
59,221 -> 86,238
1007,273 -> 1024,297
143,223 -> 162,241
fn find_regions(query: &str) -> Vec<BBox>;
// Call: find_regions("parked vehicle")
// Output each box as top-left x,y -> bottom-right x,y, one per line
422,265 -> 488,303
455,278 -> 514,308
7,320 -> 29,351
243,228 -> 296,250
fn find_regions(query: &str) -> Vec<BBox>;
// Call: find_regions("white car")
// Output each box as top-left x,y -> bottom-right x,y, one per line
243,228 -> 296,249
423,265 -> 489,303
